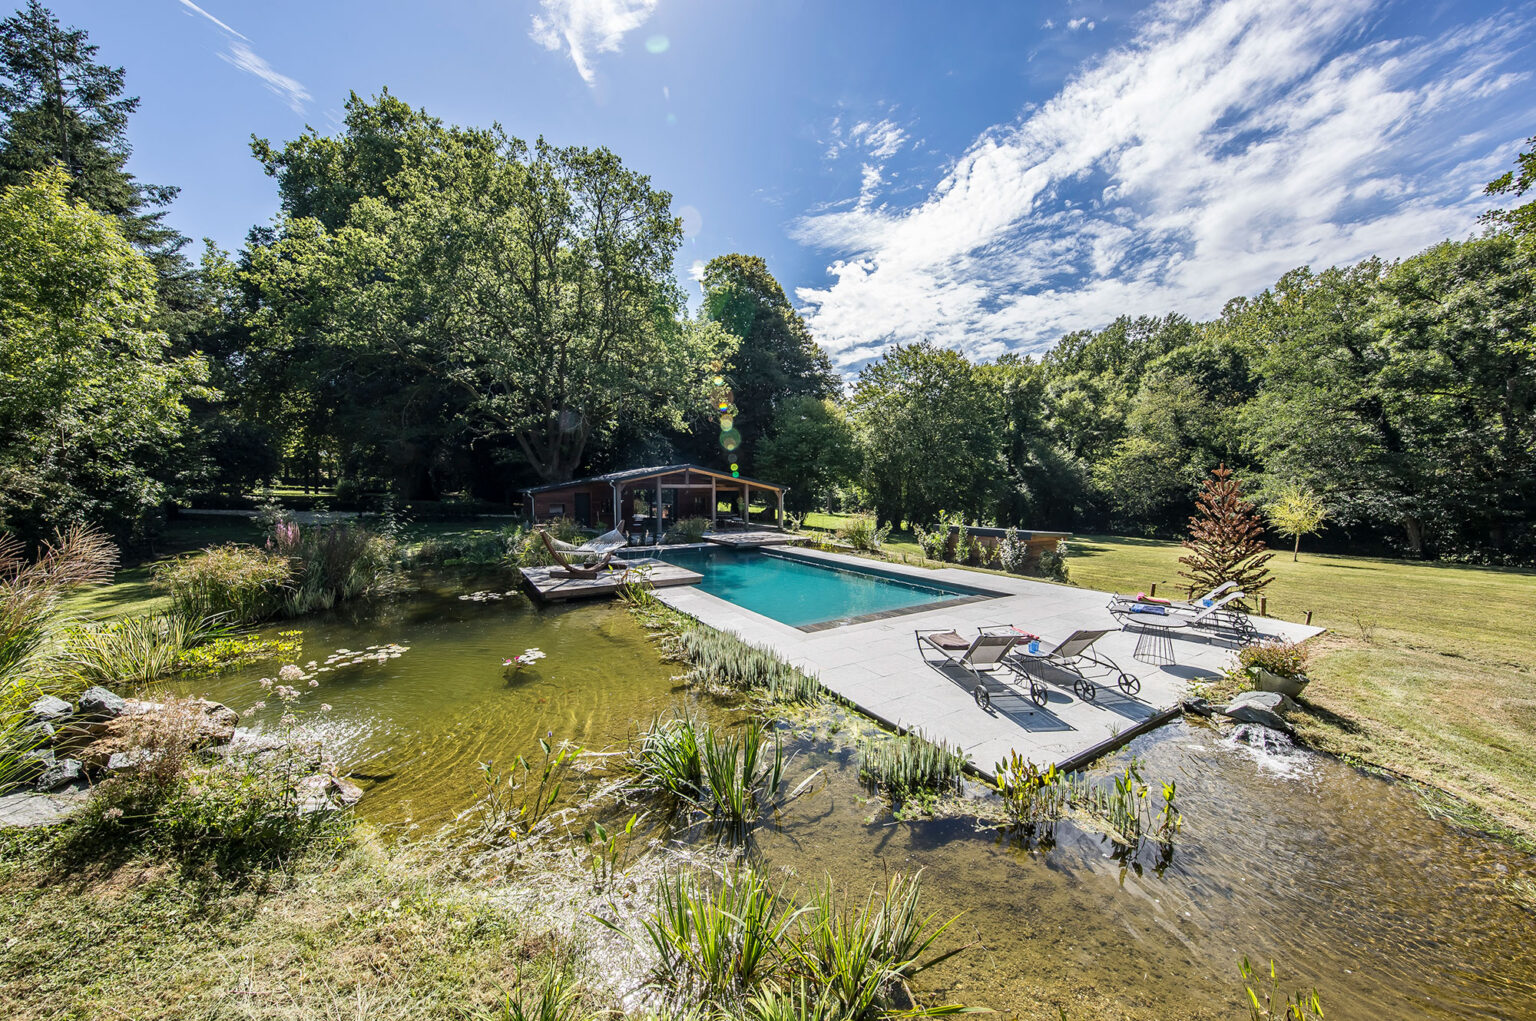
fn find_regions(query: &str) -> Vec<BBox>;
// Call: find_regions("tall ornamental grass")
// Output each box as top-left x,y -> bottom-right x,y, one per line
857,729 -> 968,799
155,544 -> 290,622
665,625 -> 824,705
0,527 -> 117,791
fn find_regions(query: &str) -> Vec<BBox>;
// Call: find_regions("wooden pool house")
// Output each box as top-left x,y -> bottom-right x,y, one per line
521,464 -> 787,534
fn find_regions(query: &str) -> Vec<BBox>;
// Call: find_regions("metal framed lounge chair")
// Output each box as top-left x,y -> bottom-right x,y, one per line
915,626 -> 1050,706
915,629 -> 1044,709
1108,580 -> 1235,613
1110,590 -> 1256,642
1002,628 -> 1140,702
536,529 -> 624,579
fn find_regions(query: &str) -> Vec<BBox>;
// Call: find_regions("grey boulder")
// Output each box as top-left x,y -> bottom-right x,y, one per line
1220,690 -> 1296,732
77,686 -> 127,719
27,695 -> 72,724
0,790 -> 89,828
36,758 -> 86,792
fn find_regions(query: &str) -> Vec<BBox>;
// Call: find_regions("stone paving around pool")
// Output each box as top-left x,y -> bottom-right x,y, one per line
654,547 -> 1325,779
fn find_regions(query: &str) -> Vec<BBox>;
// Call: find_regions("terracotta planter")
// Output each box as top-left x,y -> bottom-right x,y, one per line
1252,667 -> 1309,698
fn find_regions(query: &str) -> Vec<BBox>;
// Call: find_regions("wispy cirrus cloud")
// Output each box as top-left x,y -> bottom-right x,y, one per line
793,0 -> 1533,371
530,0 -> 660,86
175,0 -> 309,113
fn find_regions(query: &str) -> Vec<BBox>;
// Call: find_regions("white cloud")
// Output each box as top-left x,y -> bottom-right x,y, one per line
219,41 -> 311,113
177,1 -> 309,113
793,0 -> 1531,371
530,0 -> 660,86
176,0 -> 247,41
1067,17 -> 1096,31
850,118 -> 908,160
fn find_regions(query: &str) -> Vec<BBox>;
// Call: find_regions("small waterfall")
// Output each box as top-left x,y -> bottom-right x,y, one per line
1226,722 -> 1313,778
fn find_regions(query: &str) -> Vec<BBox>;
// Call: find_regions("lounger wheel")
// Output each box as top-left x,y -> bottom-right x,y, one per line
1118,673 -> 1141,696
974,685 -> 992,710
1029,680 -> 1048,707
1075,679 -> 1097,702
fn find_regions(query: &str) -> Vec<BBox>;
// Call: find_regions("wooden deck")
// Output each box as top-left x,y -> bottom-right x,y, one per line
519,558 -> 702,602
702,530 -> 802,549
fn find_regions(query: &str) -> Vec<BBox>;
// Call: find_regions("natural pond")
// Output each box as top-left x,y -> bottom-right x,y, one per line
170,576 -> 1536,1020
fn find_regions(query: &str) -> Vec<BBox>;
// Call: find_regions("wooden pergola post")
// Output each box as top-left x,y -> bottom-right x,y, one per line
710,477 -> 717,529
776,490 -> 785,529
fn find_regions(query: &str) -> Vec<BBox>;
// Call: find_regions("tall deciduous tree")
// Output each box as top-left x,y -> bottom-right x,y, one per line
1178,465 -> 1272,607
849,342 -> 1001,525
0,3 -> 189,293
0,168 -> 211,540
700,254 -> 838,468
246,107 -> 735,487
755,396 -> 860,513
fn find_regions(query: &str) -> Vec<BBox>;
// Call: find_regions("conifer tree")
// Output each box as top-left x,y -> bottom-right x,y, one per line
1179,464 -> 1273,608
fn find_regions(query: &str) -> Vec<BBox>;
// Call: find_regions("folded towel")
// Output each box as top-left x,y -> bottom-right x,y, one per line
1135,593 -> 1173,605
1132,605 -> 1168,616
924,630 -> 971,651
1007,627 -> 1041,641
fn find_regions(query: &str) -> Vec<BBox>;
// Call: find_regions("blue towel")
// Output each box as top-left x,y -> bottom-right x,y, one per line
1134,605 -> 1168,616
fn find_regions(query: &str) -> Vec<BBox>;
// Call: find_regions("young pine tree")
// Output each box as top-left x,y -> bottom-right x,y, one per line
1179,464 -> 1273,609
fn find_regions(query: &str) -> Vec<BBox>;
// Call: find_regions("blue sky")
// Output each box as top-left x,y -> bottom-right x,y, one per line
52,0 -> 1536,371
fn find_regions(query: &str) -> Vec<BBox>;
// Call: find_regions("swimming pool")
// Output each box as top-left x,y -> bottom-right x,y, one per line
649,547 -> 997,630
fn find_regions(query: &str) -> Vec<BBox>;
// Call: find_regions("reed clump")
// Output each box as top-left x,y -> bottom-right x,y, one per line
632,716 -> 813,834
620,866 -> 969,1017
856,729 -> 968,801
665,625 -> 824,705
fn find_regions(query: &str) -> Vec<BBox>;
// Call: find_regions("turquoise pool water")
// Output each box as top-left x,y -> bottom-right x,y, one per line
650,547 -> 991,629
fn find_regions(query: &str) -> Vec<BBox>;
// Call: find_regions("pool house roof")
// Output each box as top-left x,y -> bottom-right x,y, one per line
521,463 -> 786,495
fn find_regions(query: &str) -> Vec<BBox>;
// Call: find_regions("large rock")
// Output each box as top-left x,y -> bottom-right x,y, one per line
69,699 -> 239,769
0,790 -> 89,828
27,695 -> 72,725
295,774 -> 364,815
36,758 -> 85,792
1220,690 -> 1296,732
22,720 -> 56,744
77,686 -> 126,719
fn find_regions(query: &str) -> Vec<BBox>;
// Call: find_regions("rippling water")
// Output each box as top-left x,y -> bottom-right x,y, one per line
168,577 -> 1536,1020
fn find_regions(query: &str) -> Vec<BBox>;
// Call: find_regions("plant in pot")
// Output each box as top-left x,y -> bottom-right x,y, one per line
1237,640 -> 1310,698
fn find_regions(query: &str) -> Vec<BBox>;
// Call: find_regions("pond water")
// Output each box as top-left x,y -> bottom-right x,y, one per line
168,577 -> 1536,1019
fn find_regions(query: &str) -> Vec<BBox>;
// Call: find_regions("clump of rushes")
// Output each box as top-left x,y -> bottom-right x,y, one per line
610,866 -> 970,1017
857,729 -> 968,802
66,611 -> 237,688
631,716 -> 816,834
155,543 -> 290,623
666,625 -> 824,705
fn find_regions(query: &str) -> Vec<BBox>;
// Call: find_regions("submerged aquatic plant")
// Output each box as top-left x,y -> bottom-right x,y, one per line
1239,957 -> 1325,1021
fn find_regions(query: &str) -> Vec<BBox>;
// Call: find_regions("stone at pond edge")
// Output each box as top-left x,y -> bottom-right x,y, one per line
77,686 -> 126,719
1183,696 -> 1214,717
36,758 -> 85,791
27,695 -> 72,724
0,790 -> 89,828
295,774 -> 364,815
69,699 -> 240,770
23,720 -> 56,743
1219,690 -> 1296,732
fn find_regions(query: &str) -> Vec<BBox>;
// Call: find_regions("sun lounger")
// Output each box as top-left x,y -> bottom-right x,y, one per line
915,628 -> 1045,709
918,628 -> 1049,710
1110,589 -> 1255,641
1002,627 -> 1140,702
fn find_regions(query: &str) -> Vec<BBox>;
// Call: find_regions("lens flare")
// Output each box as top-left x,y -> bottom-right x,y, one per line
720,428 -> 742,452
729,463 -> 738,471
719,415 -> 734,431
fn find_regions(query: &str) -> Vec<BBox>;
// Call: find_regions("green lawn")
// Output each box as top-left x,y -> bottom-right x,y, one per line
1064,535 -> 1536,843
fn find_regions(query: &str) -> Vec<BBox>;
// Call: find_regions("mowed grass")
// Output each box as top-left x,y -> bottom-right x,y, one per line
1067,534 -> 1536,842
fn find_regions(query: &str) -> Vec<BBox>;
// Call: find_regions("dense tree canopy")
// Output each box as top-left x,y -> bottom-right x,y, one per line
244,97 -> 734,491
700,254 -> 839,470
0,168 -> 210,540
